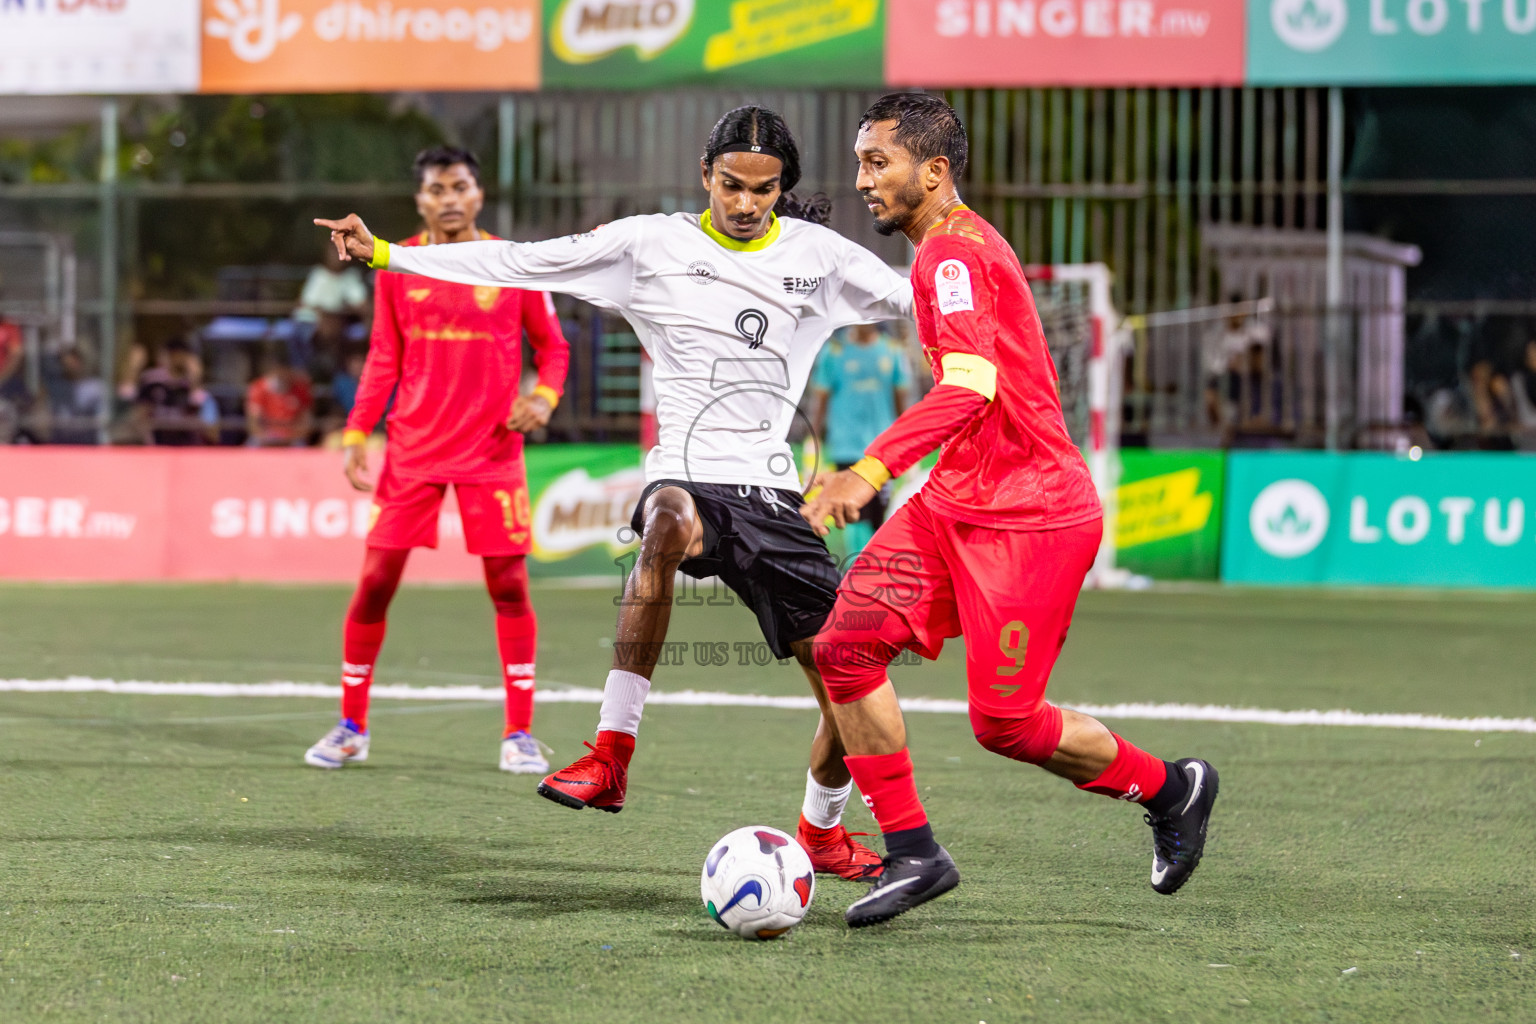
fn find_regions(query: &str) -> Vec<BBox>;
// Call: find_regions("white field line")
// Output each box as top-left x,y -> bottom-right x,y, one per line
1,677 -> 1534,734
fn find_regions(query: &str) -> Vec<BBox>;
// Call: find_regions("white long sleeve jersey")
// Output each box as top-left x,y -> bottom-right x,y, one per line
381,211 -> 913,490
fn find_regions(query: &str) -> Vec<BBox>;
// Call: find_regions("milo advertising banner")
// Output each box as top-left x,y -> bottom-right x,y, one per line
524,443 -> 644,579
1249,0 -> 1536,84
1114,449 -> 1225,580
541,0 -> 885,88
1224,451 -> 1536,587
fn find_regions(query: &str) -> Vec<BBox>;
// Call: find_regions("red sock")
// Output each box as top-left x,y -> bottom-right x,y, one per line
1076,733 -> 1168,803
497,610 -> 537,736
340,618 -> 387,731
595,729 -> 635,769
843,749 -> 929,833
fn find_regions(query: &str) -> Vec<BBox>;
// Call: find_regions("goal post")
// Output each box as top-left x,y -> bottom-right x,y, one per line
1024,262 -> 1132,588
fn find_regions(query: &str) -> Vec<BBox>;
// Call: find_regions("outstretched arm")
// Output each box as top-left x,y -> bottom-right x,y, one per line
315,214 -> 637,309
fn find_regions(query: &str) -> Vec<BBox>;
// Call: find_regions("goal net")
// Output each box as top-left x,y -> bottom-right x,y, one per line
1024,263 -> 1132,588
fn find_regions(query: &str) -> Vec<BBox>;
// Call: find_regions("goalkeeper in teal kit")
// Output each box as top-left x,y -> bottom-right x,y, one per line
808,323 -> 913,555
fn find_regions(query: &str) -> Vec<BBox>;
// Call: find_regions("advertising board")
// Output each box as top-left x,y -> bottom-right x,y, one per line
540,0 -> 884,89
0,445 -> 641,583
1223,450 -> 1536,587
1114,449 -> 1224,580
887,0 -> 1246,86
0,0 -> 201,94
199,0 -> 540,92
1249,0 -> 1536,84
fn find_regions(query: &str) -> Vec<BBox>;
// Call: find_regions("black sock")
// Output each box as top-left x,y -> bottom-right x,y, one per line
1142,760 -> 1190,817
883,823 -> 940,860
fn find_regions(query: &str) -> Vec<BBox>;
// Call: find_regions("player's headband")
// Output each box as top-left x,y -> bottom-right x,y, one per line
714,142 -> 787,164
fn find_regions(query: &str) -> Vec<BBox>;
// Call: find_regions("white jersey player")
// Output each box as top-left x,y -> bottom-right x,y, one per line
319,106 -> 912,882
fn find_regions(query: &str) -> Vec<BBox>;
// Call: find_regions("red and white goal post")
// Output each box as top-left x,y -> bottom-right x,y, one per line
1024,263 -> 1134,589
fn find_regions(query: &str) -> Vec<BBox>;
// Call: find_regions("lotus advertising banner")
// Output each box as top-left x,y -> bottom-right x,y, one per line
540,0 -> 884,89
1249,0 -> 1536,83
1223,451 -> 1536,587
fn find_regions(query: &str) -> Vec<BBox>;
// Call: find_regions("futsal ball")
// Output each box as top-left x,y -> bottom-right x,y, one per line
700,825 -> 815,940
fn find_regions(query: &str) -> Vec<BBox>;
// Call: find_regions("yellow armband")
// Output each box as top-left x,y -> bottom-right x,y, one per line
939,352 -> 998,401
849,456 -> 892,489
342,429 -> 368,447
368,237 -> 391,270
532,384 -> 561,409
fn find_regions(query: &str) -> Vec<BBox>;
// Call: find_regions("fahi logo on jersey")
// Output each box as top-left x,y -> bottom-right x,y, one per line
934,258 -> 974,315
782,276 -> 823,296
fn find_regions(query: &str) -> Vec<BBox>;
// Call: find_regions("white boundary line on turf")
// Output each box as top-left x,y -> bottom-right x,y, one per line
2,677 -> 1534,734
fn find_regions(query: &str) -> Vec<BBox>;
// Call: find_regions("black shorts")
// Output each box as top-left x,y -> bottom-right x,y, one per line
630,479 -> 841,660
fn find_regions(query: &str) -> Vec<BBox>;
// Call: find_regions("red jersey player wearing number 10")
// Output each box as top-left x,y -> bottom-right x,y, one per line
802,94 -> 1219,927
304,147 -> 570,774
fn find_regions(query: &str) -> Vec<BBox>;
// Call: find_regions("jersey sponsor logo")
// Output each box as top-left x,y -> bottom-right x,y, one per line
687,259 -> 719,286
782,275 -> 823,296
934,258 -> 974,315
734,308 -> 769,350
473,285 -> 502,311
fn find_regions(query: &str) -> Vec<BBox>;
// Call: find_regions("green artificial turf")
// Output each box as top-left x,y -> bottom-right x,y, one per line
0,583 -> 1532,1023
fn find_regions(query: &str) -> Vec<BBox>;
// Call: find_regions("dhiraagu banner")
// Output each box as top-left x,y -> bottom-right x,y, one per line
541,0 -> 884,88
1114,449 -> 1225,580
1249,0 -> 1536,84
1224,451 -> 1536,587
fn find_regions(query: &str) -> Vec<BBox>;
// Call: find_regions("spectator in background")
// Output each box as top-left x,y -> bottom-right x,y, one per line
295,239 -> 370,369
47,348 -> 107,444
1203,304 -> 1273,433
1498,333 -> 1536,450
245,352 -> 313,446
0,303 -> 23,443
133,337 -> 214,446
331,348 -> 365,416
808,322 -> 912,555
319,348 -> 367,440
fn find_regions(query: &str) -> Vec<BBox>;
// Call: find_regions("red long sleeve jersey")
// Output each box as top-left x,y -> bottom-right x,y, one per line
867,208 -> 1100,530
348,233 -> 570,482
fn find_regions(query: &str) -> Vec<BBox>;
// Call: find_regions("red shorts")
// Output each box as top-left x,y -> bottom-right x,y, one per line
367,461 -> 533,557
829,491 -> 1101,717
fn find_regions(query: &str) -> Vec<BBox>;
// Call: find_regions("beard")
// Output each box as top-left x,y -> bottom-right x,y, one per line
868,173 -> 926,236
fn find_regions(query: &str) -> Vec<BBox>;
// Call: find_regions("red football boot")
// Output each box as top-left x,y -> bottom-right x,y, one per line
537,742 -> 628,813
797,816 -> 884,881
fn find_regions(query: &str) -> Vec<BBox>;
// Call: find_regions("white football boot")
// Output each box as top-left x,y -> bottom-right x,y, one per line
304,721 -> 370,769
499,730 -> 551,774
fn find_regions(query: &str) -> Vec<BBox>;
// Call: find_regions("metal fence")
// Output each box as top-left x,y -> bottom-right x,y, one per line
1,86 -> 1532,448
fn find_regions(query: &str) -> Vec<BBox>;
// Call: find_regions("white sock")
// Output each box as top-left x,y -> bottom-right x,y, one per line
596,669 -> 651,736
800,768 -> 853,830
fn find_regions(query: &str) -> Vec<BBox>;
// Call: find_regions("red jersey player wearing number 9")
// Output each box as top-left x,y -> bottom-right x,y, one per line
303,147 -> 570,775
801,94 -> 1219,928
